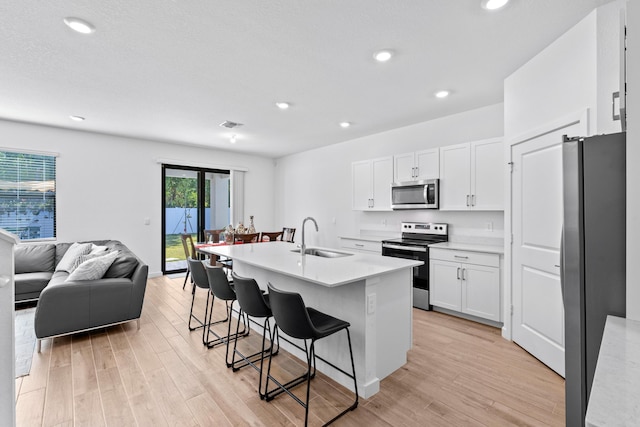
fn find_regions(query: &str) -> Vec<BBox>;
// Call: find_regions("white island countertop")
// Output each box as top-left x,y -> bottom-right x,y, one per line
197,241 -> 422,287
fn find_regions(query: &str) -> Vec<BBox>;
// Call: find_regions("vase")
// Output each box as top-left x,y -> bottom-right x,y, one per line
248,215 -> 256,234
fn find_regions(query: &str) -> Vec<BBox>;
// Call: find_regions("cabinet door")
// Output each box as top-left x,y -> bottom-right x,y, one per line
415,148 -> 439,180
429,259 -> 462,311
439,143 -> 471,210
352,160 -> 372,210
471,138 -> 504,210
461,263 -> 501,321
393,152 -> 415,183
371,157 -> 392,210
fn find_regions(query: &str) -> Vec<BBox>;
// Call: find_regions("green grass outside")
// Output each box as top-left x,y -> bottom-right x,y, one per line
165,233 -> 193,260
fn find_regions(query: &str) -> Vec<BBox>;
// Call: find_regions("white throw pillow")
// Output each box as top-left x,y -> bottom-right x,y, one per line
55,242 -> 92,272
66,250 -> 119,282
90,244 -> 109,254
68,251 -> 107,273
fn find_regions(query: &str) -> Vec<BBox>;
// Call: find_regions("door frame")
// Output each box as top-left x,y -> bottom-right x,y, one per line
503,109 -> 590,340
161,163 -> 230,275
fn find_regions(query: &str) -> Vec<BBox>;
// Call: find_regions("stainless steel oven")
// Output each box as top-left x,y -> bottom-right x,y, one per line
382,222 -> 448,310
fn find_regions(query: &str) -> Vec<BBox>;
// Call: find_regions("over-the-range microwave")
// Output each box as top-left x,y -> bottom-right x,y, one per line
390,179 -> 439,209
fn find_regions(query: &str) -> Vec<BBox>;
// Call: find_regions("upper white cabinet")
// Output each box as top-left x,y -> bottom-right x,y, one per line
393,148 -> 439,182
439,138 -> 504,210
352,157 -> 393,211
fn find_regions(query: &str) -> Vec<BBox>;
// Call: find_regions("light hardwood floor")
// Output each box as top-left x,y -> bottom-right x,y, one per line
15,275 -> 565,426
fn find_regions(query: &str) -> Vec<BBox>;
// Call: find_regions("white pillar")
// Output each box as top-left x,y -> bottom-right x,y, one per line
0,229 -> 19,427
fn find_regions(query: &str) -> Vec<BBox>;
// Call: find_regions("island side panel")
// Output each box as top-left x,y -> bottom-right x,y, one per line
374,268 -> 413,379
234,260 -> 412,399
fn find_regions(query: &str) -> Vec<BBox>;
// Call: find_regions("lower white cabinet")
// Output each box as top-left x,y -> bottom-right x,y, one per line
430,248 -> 501,322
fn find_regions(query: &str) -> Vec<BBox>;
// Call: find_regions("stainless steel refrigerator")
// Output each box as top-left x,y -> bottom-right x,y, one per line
562,132 -> 626,427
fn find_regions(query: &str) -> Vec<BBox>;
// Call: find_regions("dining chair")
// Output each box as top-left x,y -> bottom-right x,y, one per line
204,229 -> 224,243
260,231 -> 283,242
235,232 -> 260,243
282,227 -> 296,243
180,233 -> 197,289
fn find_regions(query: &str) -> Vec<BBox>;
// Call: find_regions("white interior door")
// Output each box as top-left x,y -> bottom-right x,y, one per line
511,122 -> 582,377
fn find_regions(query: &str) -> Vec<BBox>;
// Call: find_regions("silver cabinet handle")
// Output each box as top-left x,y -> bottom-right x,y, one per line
466,195 -> 470,206
472,195 -> 476,206
461,268 -> 466,280
415,166 -> 419,178
456,267 -> 461,280
454,255 -> 469,259
355,244 -> 364,247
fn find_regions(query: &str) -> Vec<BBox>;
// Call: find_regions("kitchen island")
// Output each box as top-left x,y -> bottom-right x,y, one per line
197,241 -> 422,398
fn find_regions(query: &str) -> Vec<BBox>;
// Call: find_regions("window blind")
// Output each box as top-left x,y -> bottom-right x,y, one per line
0,151 -> 56,240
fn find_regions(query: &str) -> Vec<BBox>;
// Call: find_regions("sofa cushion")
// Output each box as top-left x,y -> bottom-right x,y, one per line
104,255 -> 138,279
15,244 -> 56,273
55,242 -> 92,273
15,271 -> 53,294
67,250 -> 119,281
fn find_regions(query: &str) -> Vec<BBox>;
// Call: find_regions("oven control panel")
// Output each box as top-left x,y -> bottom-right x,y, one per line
401,222 -> 447,235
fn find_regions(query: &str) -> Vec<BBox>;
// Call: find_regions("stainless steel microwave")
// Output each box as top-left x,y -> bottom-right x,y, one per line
391,179 -> 439,209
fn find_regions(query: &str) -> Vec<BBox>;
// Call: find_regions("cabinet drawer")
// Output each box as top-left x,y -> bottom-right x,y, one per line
429,248 -> 499,267
340,239 -> 381,254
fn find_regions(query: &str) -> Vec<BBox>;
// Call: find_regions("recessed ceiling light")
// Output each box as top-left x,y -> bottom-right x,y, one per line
435,90 -> 450,99
69,115 -> 85,121
481,0 -> 509,10
339,122 -> 352,128
373,50 -> 394,62
275,102 -> 290,110
230,134 -> 237,144
63,17 -> 95,34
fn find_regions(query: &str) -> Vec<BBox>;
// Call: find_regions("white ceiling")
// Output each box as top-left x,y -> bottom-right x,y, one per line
0,0 -> 615,158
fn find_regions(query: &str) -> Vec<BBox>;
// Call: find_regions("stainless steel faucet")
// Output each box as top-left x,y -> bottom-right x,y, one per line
300,217 -> 318,255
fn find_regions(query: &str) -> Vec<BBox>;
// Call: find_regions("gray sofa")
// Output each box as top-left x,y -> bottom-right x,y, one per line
14,240 -> 148,351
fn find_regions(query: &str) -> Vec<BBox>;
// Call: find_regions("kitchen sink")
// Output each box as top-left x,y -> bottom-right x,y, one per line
291,248 -> 353,258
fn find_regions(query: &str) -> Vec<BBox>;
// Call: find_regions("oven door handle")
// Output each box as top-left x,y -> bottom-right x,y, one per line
382,243 -> 428,252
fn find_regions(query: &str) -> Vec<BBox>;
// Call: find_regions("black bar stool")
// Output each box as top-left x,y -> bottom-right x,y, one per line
265,283 -> 358,426
230,272 -> 280,398
187,257 -> 219,343
204,266 -> 248,360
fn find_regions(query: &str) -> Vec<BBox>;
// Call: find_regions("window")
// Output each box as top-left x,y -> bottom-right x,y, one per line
0,150 -> 56,240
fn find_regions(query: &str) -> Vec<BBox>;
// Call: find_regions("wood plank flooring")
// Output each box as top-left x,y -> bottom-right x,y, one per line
15,275 -> 565,426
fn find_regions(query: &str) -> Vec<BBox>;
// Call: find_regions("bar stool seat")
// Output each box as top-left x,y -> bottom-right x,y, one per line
265,283 -> 358,426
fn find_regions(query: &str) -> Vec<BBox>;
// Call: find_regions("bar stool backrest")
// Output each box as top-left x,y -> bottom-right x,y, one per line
232,273 -> 271,318
187,258 -> 209,290
282,228 -> 296,243
267,283 -> 315,340
206,266 -> 236,301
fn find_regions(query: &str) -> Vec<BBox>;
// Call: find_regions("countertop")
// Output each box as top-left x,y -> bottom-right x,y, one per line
338,235 -> 396,243
428,241 -> 504,255
585,315 -> 640,427
197,241 -> 422,287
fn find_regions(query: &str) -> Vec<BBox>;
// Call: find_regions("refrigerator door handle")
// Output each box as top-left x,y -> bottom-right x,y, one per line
560,226 -> 564,305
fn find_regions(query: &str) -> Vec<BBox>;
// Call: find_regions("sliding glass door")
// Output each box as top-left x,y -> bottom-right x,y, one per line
162,165 -> 230,274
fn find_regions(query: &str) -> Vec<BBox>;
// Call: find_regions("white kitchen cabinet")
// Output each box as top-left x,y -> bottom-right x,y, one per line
430,247 -> 502,322
352,157 -> 393,211
393,148 -> 439,182
439,138 -> 503,210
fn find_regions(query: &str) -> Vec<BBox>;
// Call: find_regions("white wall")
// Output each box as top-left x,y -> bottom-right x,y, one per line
626,0 -> 640,320
504,11 -> 598,139
0,119 -> 276,276
274,103 -> 505,249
